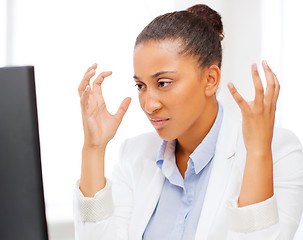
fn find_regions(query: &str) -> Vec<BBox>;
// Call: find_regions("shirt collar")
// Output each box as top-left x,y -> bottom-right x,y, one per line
156,140 -> 176,178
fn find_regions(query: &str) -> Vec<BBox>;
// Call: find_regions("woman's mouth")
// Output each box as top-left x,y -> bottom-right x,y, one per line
149,118 -> 169,128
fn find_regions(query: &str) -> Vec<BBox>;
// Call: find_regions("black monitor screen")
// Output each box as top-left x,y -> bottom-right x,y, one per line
0,66 -> 48,240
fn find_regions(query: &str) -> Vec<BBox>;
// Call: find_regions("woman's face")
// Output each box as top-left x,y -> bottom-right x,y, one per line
133,40 -> 215,141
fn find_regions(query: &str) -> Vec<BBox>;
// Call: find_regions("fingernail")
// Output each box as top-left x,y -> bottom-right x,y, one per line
89,69 -> 95,74
227,82 -> 234,89
92,63 -> 97,67
263,60 -> 268,67
251,63 -> 257,71
85,85 -> 89,92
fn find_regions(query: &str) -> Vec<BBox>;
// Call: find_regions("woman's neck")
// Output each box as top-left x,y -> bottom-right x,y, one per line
175,99 -> 219,161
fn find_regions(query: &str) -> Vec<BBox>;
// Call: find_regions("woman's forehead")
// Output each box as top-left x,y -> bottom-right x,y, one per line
134,39 -> 182,56
134,41 -> 178,66
133,44 -> 203,82
133,40 -> 199,74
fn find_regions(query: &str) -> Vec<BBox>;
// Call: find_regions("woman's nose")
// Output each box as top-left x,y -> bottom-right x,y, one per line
143,89 -> 161,114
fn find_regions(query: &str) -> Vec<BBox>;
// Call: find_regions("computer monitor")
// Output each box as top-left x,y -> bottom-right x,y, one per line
0,66 -> 48,240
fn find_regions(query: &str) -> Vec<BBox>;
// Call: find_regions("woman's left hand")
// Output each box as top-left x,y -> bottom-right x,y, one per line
228,61 -> 280,206
228,60 -> 280,155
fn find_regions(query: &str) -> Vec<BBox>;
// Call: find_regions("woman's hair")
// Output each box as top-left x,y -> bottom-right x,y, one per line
135,4 -> 224,69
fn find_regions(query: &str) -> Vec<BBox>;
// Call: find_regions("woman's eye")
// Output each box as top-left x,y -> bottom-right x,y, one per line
135,83 -> 145,90
158,81 -> 171,88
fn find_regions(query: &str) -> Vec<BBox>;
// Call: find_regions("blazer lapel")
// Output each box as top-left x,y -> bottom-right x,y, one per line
195,110 -> 240,239
129,166 -> 165,240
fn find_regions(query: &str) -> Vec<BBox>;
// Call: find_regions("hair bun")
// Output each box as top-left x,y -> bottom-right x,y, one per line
187,4 -> 224,40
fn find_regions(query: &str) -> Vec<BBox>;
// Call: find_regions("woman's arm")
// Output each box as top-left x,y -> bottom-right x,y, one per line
225,129 -> 303,239
80,146 -> 106,197
78,63 -> 131,197
228,60 -> 279,207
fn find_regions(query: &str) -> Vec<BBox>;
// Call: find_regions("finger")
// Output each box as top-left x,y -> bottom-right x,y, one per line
114,97 -> 132,124
84,63 -> 97,75
80,85 -> 91,113
92,71 -> 112,96
272,73 -> 280,107
251,63 -> 264,105
227,82 -> 249,112
262,60 -> 276,106
78,64 -> 97,96
78,70 -> 95,97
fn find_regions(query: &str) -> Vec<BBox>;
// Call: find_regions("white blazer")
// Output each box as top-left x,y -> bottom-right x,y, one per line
74,110 -> 303,240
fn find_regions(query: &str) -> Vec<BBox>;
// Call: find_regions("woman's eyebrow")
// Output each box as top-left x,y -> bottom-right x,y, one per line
152,71 -> 175,79
133,71 -> 175,80
133,75 -> 141,80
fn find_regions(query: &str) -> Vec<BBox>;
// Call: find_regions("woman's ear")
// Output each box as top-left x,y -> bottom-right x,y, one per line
204,65 -> 221,96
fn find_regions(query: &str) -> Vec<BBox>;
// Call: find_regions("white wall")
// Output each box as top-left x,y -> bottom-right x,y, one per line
277,0 -> 303,142
0,0 -> 7,66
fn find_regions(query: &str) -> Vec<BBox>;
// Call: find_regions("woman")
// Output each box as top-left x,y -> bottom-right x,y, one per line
74,4 -> 303,240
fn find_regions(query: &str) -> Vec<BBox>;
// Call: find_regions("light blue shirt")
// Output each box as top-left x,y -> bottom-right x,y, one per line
143,103 -> 223,240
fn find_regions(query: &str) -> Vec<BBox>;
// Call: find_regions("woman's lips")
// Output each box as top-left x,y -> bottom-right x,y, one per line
149,118 -> 169,128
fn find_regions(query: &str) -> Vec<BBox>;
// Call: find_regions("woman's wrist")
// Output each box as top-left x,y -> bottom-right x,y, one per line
246,148 -> 273,162
82,144 -> 106,165
83,143 -> 107,152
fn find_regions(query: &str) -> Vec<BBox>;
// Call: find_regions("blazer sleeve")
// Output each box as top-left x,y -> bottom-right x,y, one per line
226,128 -> 303,240
73,139 -> 134,240
293,212 -> 303,239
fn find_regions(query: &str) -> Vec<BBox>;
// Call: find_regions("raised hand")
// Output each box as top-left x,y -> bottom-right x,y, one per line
78,63 -> 132,149
227,60 -> 280,207
227,60 -> 280,154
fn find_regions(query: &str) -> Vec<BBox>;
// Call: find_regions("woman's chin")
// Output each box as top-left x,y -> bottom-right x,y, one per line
154,128 -> 177,141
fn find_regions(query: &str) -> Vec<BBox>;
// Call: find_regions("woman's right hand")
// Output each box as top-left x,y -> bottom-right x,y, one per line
78,63 -> 131,149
